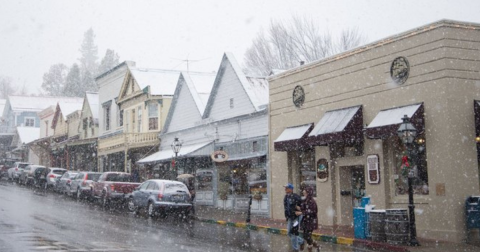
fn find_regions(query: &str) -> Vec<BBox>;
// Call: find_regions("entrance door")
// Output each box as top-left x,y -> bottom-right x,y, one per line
339,166 -> 365,226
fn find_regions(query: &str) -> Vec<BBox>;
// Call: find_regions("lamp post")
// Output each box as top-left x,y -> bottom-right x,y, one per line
397,115 -> 420,246
171,137 -> 182,175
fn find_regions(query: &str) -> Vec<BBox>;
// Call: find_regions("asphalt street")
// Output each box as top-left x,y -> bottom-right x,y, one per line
0,179 -> 372,252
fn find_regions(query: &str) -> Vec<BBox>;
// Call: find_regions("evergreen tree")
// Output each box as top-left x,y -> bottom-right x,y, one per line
97,49 -> 120,76
41,63 -> 68,96
0,76 -> 16,99
64,64 -> 82,97
79,28 -> 98,74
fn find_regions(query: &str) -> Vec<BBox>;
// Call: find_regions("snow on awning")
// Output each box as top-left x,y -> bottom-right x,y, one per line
274,123 -> 313,151
365,103 -> 424,139
308,105 -> 363,145
137,141 -> 213,164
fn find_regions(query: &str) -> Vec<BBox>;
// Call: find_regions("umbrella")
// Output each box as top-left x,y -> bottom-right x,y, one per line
177,173 -> 194,179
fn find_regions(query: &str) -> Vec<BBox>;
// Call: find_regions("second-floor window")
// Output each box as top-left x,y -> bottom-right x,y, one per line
25,117 -> 35,127
105,106 -> 111,131
148,103 -> 158,130
119,109 -> 124,127
137,106 -> 142,133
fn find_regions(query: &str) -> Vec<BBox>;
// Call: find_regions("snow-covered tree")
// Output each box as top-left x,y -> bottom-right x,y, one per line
79,28 -> 98,74
64,64 -> 82,97
244,16 -> 365,76
0,76 -> 16,99
82,70 -> 98,92
97,49 -> 120,76
41,63 -> 68,96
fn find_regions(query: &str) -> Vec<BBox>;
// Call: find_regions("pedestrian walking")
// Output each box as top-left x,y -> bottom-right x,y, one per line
284,183 -> 304,252
295,187 -> 320,252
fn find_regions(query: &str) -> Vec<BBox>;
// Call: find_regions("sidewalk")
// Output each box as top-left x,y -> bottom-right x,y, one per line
194,205 -> 480,252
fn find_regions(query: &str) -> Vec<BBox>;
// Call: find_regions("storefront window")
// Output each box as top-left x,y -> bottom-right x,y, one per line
299,149 -> 316,197
393,135 -> 428,195
196,169 -> 213,191
248,157 -> 267,195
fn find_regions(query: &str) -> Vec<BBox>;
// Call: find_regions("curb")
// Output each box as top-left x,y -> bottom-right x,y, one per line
196,216 -> 409,252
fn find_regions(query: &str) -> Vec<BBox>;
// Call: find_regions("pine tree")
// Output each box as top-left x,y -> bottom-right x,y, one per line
41,63 -> 68,96
79,28 -> 98,74
98,49 -> 120,76
64,64 -> 82,97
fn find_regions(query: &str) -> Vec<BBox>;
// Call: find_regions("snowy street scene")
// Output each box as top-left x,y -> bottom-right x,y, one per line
1,1 -> 480,252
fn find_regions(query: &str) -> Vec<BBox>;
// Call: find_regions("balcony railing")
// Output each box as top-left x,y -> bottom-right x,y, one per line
98,131 -> 159,152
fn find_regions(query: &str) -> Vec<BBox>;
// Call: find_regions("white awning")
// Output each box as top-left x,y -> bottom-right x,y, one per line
274,124 -> 313,143
309,106 -> 361,137
137,141 -> 213,164
367,104 -> 422,129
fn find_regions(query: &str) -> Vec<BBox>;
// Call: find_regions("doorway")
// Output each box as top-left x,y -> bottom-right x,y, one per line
339,165 -> 365,226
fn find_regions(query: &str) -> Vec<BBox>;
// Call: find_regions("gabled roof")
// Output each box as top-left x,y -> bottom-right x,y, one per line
51,98 -> 84,129
85,92 -> 99,120
16,126 -> 40,144
7,95 -> 83,113
129,68 -> 181,96
162,71 -> 216,133
203,52 -> 269,118
182,71 -> 216,115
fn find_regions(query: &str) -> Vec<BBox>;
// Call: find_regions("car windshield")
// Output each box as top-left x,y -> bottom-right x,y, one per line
106,173 -> 132,182
53,170 -> 66,175
163,183 -> 188,194
68,173 -> 78,178
86,173 -> 101,181
18,163 -> 29,168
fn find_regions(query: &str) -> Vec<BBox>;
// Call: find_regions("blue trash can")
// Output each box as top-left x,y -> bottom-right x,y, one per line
466,196 -> 480,229
354,207 -> 366,239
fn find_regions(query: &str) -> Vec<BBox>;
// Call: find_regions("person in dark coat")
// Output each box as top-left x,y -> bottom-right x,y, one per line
295,187 -> 320,252
284,183 -> 304,252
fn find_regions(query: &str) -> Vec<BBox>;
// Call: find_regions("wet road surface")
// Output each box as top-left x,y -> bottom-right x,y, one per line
0,179 -> 371,252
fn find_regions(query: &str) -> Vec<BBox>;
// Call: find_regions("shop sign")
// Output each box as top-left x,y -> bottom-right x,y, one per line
367,154 -> 380,184
211,150 -> 229,162
316,158 -> 328,182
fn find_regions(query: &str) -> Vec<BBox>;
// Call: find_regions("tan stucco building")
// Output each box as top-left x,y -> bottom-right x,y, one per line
268,20 -> 480,243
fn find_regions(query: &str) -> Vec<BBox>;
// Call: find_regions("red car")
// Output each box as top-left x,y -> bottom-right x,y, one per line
91,172 -> 141,209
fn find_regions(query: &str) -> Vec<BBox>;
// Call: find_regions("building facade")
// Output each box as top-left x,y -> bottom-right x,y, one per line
268,20 -> 480,242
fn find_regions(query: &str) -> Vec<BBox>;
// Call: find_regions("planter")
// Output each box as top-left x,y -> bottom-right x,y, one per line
253,194 -> 263,201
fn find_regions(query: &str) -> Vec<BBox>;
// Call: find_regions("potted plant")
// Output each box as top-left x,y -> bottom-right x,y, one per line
253,191 -> 263,201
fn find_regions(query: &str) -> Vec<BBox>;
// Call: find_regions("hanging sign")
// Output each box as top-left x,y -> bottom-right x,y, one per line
367,154 -> 380,184
316,158 -> 328,182
211,150 -> 229,162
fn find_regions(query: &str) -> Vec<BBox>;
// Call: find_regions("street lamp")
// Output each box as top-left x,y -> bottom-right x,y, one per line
171,137 -> 182,175
397,115 -> 420,246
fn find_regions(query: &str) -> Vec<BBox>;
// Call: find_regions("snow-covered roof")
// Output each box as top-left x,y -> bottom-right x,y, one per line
137,141 -> 212,164
58,99 -> 84,120
85,92 -> 99,120
130,68 -> 181,96
17,126 -> 40,144
182,71 -> 216,115
8,96 -> 84,113
224,52 -> 269,110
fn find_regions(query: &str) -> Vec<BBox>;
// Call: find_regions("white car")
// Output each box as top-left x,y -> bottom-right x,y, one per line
45,168 -> 67,189
7,162 -> 31,182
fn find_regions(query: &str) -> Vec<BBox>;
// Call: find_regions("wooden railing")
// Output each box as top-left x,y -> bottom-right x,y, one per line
98,132 -> 159,151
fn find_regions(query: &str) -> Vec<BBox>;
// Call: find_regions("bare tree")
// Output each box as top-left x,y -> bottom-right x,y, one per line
0,76 -> 16,99
244,16 -> 365,76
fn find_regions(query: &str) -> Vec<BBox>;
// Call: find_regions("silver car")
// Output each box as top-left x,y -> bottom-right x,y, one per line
68,172 -> 102,199
7,162 -> 30,182
45,168 -> 67,189
19,165 -> 45,186
56,171 -> 78,194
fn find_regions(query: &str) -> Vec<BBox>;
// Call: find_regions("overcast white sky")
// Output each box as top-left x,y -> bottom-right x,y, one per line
1,0 -> 480,94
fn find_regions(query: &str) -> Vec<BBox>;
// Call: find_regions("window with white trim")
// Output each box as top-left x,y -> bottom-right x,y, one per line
148,102 -> 158,130
25,117 -> 35,127
137,106 -> 142,133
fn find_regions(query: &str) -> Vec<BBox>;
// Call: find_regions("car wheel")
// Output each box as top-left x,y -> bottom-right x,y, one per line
127,197 -> 137,213
76,189 -> 82,200
102,192 -> 109,210
148,202 -> 155,217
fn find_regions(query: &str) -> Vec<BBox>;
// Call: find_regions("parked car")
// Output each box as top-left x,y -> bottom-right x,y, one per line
56,171 -> 79,194
19,165 -> 45,186
68,172 -> 102,200
129,179 -> 192,218
45,168 -> 67,189
7,162 -> 30,182
91,172 -> 141,209
32,166 -> 47,189
0,158 -> 22,179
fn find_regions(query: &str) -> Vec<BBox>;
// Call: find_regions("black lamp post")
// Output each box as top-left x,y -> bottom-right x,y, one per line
397,115 -> 420,246
171,137 -> 182,175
